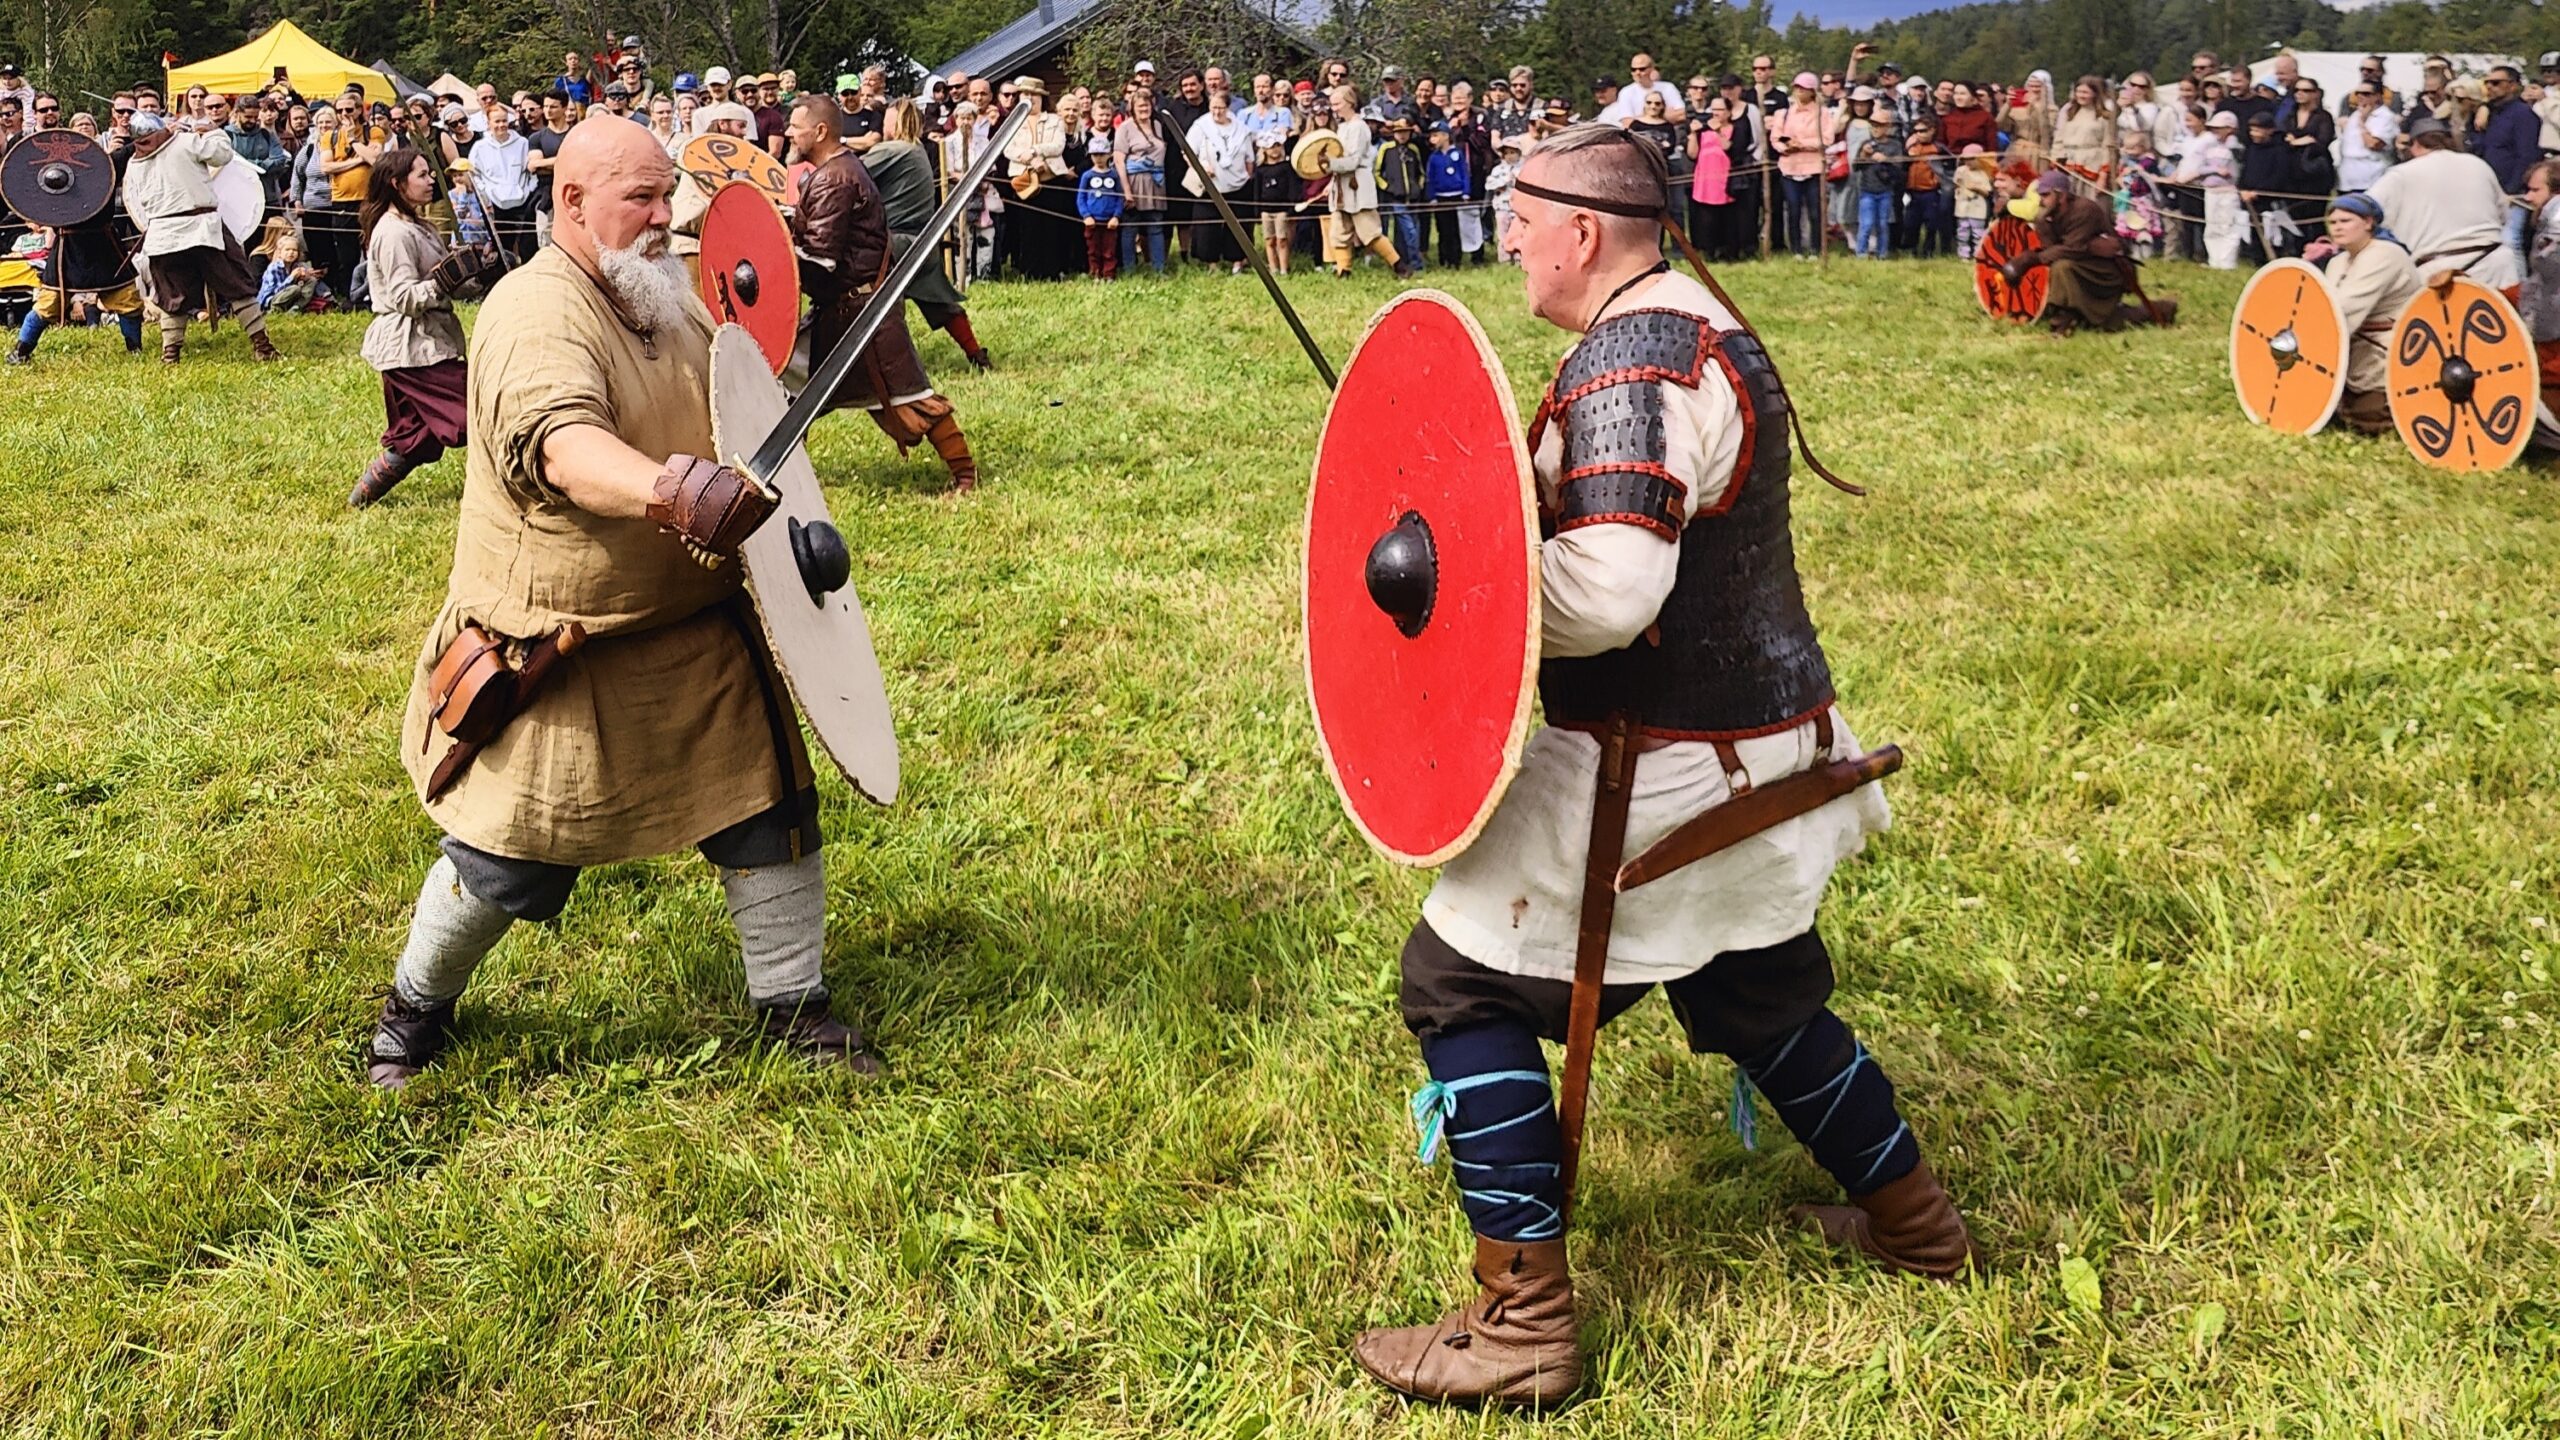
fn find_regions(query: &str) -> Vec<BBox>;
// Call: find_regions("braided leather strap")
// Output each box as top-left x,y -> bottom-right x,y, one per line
645,454 -> 775,569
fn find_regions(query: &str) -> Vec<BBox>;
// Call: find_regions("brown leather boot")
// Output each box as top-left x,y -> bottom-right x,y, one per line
1353,1236 -> 1580,1408
757,999 -> 883,1074
160,335 -> 182,365
249,327 -> 280,361
926,412 -> 977,493
1790,1158 -> 1977,1280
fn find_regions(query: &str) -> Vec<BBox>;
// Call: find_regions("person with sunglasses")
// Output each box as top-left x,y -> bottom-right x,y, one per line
27,90 -> 61,129
2478,65 -> 2542,251
2340,81 -> 2399,192
215,92 -> 290,214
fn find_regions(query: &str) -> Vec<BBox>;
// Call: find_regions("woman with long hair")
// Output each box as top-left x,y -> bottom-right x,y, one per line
871,99 -> 992,367
2053,74 -> 2117,180
1113,87 -> 1172,273
1001,76 -> 1080,279
349,149 -> 477,507
2004,71 -> 2056,173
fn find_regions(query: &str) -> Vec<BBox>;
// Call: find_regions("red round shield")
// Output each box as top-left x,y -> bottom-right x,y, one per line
1305,290 -> 1537,867
1973,215 -> 2048,323
699,182 -> 800,376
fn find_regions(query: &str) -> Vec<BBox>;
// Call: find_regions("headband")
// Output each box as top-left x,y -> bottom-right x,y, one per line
1510,176 -> 1663,217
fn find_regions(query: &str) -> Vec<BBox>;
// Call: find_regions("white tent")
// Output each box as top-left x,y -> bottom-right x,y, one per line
426,72 -> 478,103
2280,51 -> 2523,108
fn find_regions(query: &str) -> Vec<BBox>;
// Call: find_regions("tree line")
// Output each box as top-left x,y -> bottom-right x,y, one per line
6,0 -> 2554,119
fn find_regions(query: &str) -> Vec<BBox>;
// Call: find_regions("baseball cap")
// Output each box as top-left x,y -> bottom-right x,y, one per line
2541,50 -> 2560,70
837,73 -> 860,92
1293,79 -> 1314,95
1134,60 -> 1155,74
674,72 -> 699,92
755,73 -> 778,86
1850,85 -> 1876,101
0,63 -> 19,77
1793,71 -> 1819,89
1591,75 -> 1613,92
1382,64 -> 1405,80
447,157 -> 474,173
704,65 -> 732,85
604,82 -> 631,98
2407,114 -> 2451,137
1876,60 -> 1902,73
1541,98 -> 1569,119
2206,110 -> 2238,129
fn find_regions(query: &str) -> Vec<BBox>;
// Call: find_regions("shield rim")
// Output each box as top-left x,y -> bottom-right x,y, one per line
679,132 -> 792,205
1303,287 -> 1539,868
0,129 -> 113,228
699,182 -> 800,377
2229,257 -> 2348,435
2386,275 -> 2535,474
708,323 -> 902,806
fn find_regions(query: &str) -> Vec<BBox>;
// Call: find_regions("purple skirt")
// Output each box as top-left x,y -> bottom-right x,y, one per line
382,360 -> 468,463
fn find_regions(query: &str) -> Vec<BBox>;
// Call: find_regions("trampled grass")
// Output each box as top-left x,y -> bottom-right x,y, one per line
2,256 -> 2556,1436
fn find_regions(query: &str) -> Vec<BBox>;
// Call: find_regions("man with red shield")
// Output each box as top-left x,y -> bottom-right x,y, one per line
1343,125 -> 1975,1409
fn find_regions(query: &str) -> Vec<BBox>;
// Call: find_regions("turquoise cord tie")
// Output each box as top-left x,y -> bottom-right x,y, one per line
1729,1067 -> 1760,1152
1408,1070 -> 1552,1165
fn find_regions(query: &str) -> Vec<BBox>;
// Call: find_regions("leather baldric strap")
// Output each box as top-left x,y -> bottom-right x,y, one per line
1555,712 -> 1640,1225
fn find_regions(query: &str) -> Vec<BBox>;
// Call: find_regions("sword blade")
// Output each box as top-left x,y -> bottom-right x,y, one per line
746,103 -> 1030,483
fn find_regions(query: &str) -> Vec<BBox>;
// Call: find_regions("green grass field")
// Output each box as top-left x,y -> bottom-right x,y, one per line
3,256 -> 2557,1436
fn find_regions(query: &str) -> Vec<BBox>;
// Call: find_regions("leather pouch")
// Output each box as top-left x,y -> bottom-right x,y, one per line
428,623 -> 517,745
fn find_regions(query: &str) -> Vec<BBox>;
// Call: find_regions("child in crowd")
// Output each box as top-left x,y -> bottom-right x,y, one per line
1953,145 -> 1994,258
2115,130 -> 2166,258
1853,106 -> 1903,259
1249,134 -> 1297,273
1375,116 -> 1427,271
447,157 -> 492,249
1423,120 -> 1472,266
1076,132 -> 1124,280
254,224 -> 330,314
1488,134 -> 1523,262
1901,118 -> 1949,258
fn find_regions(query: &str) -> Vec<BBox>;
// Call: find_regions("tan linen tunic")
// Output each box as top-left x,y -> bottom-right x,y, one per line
398,245 -> 812,865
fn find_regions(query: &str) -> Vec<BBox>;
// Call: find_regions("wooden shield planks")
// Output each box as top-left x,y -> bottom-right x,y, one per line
1304,290 -> 1538,867
2387,275 -> 2535,473
709,324 -> 901,805
680,132 -> 793,208
2230,258 -> 2348,435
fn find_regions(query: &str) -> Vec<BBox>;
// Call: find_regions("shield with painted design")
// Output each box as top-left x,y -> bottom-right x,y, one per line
1304,289 -> 1538,867
708,323 -> 901,804
0,128 -> 113,228
2388,275 -> 2535,473
699,182 -> 800,375
2230,258 -> 2347,435
679,132 -> 793,208
1973,215 -> 2048,324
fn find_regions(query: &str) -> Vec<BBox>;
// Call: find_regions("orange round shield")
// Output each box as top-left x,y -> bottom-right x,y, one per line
680,132 -> 793,207
698,182 -> 800,376
2230,258 -> 2347,435
2388,276 -> 2535,473
1974,216 -> 2047,323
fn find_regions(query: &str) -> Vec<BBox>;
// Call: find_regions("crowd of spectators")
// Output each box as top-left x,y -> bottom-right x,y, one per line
8,37 -> 2559,335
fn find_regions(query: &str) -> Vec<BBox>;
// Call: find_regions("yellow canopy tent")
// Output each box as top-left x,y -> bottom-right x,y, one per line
166,20 -> 391,103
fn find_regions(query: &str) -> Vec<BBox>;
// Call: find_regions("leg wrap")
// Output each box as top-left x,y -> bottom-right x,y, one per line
1412,1023 -> 1567,1242
940,311 -> 985,358
925,412 -> 975,485
392,857 -> 516,1008
117,312 -> 143,351
723,851 -> 827,1008
1737,1009 -> 1919,1197
14,309 -> 44,355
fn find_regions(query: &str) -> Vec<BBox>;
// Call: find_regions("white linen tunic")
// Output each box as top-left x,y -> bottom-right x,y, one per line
2366,149 -> 2522,289
1422,270 -> 1890,987
125,130 -> 235,257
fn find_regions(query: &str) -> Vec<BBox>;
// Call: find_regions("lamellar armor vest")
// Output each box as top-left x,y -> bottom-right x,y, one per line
1535,308 -> 1833,738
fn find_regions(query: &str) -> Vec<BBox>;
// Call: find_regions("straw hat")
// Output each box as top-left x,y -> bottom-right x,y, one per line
1013,75 -> 1046,97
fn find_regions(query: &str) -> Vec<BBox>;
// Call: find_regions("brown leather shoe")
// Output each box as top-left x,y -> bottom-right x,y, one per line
1353,1236 -> 1580,1409
758,1000 -> 882,1074
250,329 -> 280,361
1790,1158 -> 1976,1280
367,988 -> 456,1091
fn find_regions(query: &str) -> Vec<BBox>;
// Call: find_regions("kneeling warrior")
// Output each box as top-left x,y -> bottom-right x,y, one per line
7,141 -> 143,363
367,120 -> 878,1087
350,147 -> 498,507
1352,126 -> 1975,1409
122,113 -> 279,364
786,94 -> 977,492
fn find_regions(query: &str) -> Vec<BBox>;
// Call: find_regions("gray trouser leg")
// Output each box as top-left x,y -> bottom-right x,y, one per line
722,852 -> 827,1008
392,856 -> 516,1007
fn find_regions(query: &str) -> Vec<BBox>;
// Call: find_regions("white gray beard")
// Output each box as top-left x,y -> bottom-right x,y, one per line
595,227 -> 691,333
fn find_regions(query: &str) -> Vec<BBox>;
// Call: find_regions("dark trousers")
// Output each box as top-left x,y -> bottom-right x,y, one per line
491,199 -> 539,263
301,205 -> 358,300
1432,202 -> 1466,265
1901,188 -> 1954,258
1781,175 -> 1822,255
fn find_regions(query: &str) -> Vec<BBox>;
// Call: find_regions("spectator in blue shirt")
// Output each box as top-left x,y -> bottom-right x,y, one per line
555,50 -> 593,107
1424,121 -> 1472,265
1077,134 -> 1125,278
2479,65 -> 2543,250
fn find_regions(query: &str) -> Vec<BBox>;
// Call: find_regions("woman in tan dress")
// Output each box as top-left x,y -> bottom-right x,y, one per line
2005,70 -> 2056,174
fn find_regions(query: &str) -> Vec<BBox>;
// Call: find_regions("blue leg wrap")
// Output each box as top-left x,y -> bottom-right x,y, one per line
116,311 -> 143,350
16,309 -> 44,353
1409,1023 -> 1566,1243
1737,1009 -> 1919,1197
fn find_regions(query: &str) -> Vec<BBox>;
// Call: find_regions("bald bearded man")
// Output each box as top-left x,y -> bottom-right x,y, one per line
366,118 -> 881,1090
1350,126 -> 1971,1409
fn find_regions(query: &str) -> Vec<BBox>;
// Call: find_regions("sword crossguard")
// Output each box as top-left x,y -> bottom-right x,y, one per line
728,454 -> 781,504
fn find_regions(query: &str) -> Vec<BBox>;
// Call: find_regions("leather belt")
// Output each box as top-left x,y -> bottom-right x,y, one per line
1550,706 -> 1837,796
